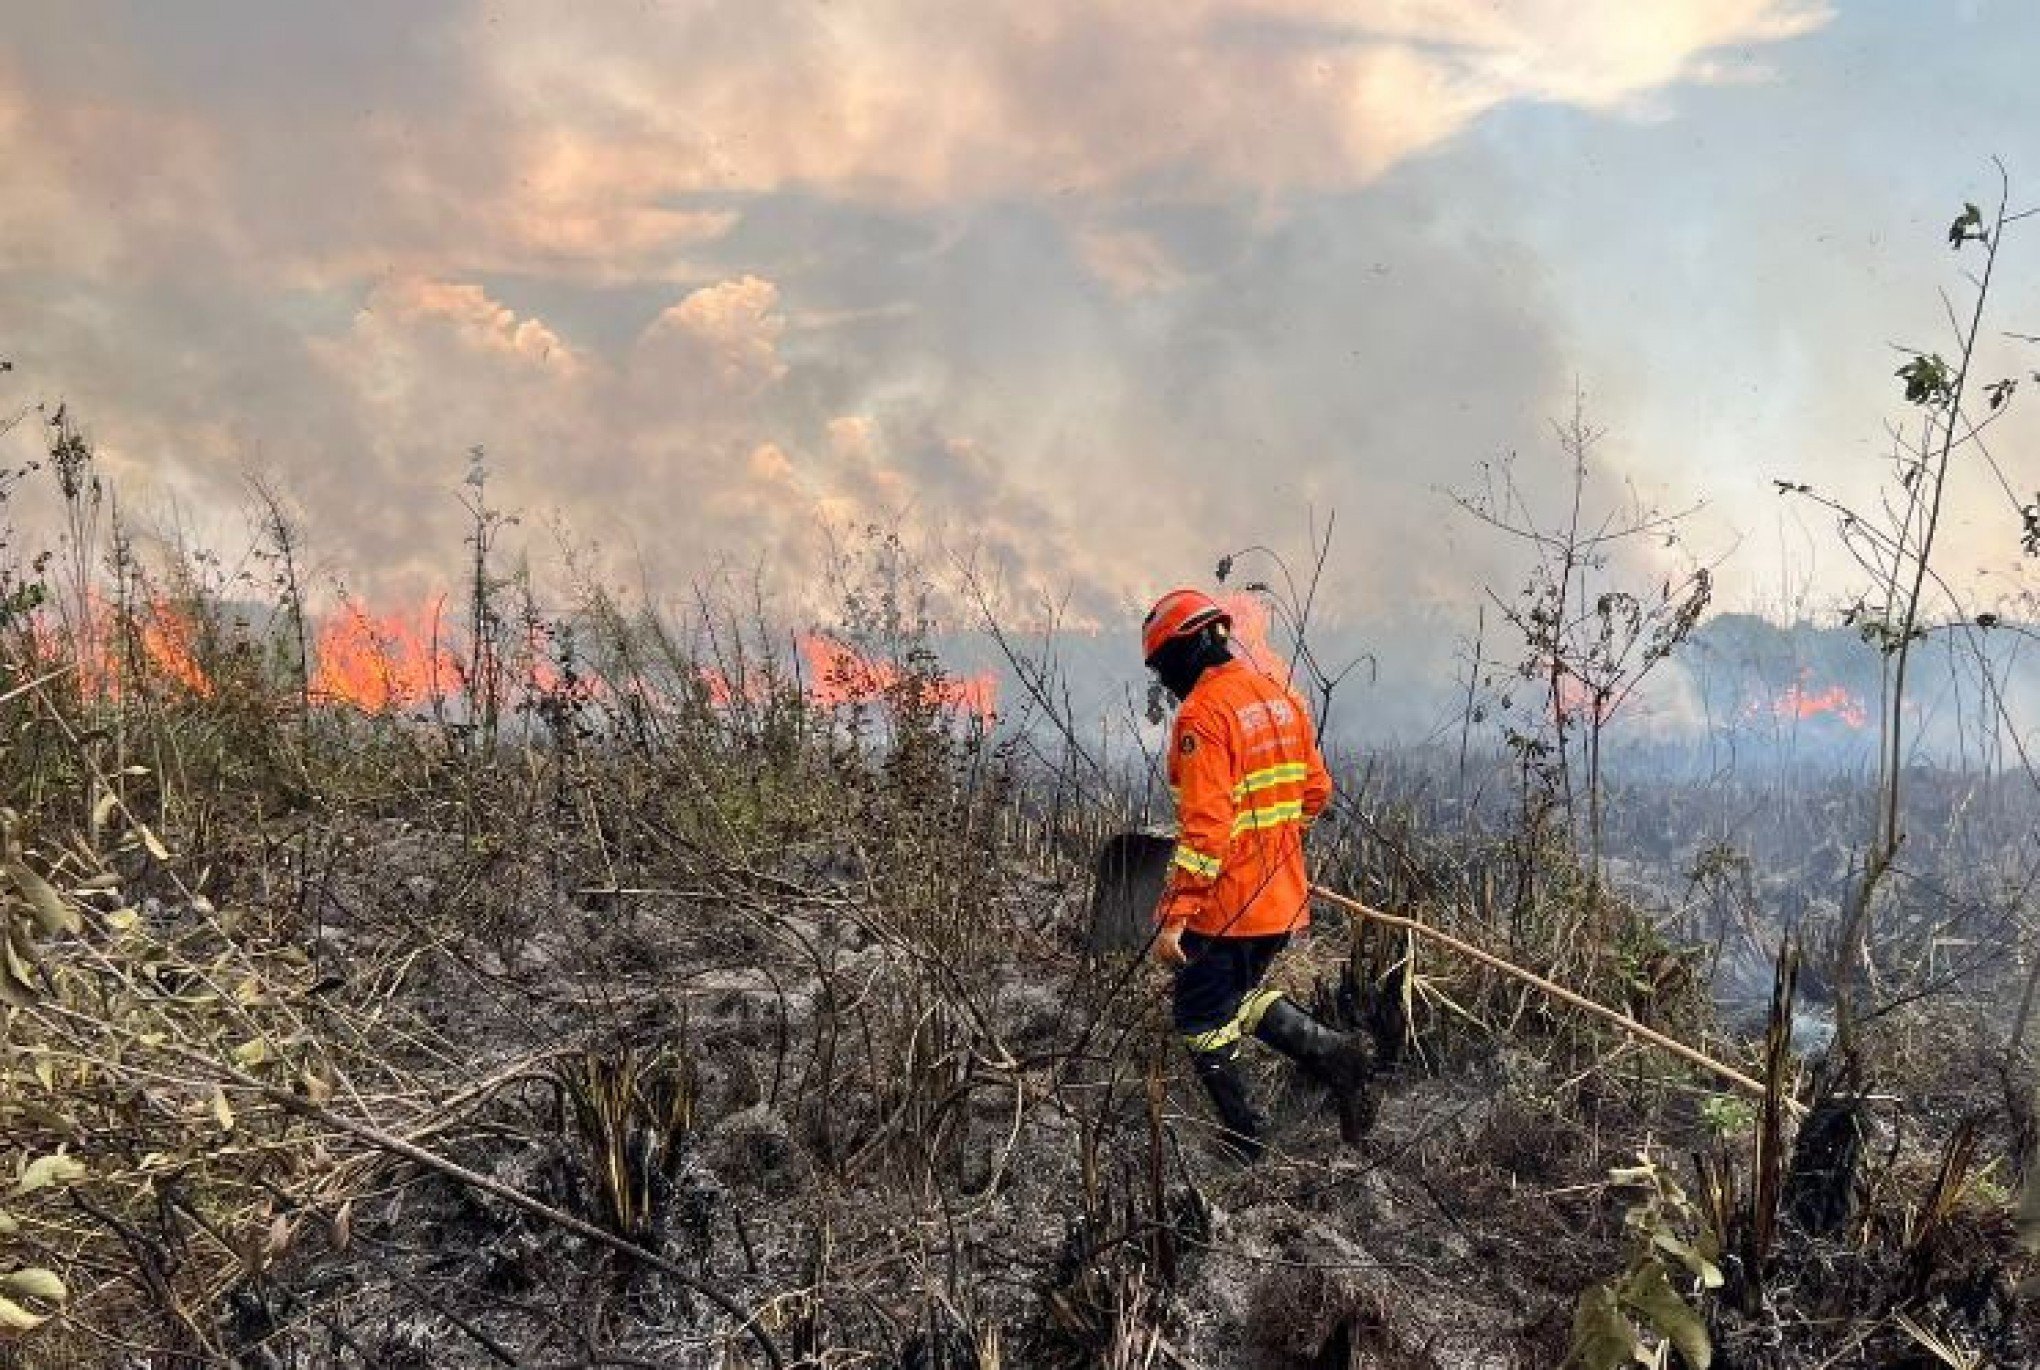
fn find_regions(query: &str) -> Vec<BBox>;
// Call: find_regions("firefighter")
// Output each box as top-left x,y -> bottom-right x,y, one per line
1142,588 -> 1374,1162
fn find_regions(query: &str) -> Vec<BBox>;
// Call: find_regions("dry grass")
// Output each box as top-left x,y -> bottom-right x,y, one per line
1,426 -> 2037,1368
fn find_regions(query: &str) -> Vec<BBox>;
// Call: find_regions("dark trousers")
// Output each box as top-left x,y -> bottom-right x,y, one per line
1171,932 -> 1290,1045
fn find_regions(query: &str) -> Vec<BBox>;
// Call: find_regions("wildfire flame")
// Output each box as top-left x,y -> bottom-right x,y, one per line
51,597 -> 622,717
697,636 -> 997,722
36,596 -> 215,700
132,601 -> 209,696
699,664 -> 763,710
797,633 -> 998,721
1759,669 -> 1869,730
311,603 -> 457,712
48,594 -> 999,723
1552,673 -> 1611,725
1218,592 -> 1291,687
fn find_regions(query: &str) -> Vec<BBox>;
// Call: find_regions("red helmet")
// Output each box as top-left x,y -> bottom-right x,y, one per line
1141,588 -> 1231,664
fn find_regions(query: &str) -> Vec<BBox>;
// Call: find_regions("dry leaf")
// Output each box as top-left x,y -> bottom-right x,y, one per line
330,1199 -> 354,1253
0,1269 -> 65,1304
8,862 -> 78,937
263,1214 -> 294,1267
12,1153 -> 86,1198
0,1294 -> 48,1333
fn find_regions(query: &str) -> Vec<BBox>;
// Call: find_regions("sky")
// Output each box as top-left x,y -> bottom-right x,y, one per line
3,0 -> 2039,643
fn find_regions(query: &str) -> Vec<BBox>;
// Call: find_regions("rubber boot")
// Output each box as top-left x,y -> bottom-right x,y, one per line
1253,996 -> 1377,1143
1190,1046 -> 1266,1164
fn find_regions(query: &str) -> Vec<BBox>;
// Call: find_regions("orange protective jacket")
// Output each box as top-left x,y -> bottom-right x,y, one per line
1157,659 -> 1334,938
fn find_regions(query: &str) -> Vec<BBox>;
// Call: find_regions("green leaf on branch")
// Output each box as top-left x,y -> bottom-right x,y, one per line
1949,201 -> 1986,248
1896,353 -> 1956,407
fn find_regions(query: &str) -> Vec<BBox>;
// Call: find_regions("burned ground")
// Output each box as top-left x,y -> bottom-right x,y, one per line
0,535 -> 2036,1369
6,690 -> 2038,1370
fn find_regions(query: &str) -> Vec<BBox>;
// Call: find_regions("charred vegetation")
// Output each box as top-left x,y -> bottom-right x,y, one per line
5,193 -> 2040,1370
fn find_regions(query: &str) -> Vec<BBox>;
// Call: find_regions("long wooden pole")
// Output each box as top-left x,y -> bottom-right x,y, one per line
1313,885 -> 1795,1110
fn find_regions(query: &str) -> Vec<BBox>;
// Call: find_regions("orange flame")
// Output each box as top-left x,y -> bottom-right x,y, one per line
797,633 -> 997,721
1767,671 -> 1869,729
1217,592 -> 1290,687
135,604 -> 209,695
41,596 -> 216,700
311,603 -> 458,712
699,665 -> 760,709
1552,673 -> 1612,725
516,620 -> 607,707
44,590 -> 997,726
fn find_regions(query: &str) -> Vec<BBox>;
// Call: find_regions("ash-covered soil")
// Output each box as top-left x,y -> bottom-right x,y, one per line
179,811 -> 2040,1369
231,819 -> 1652,1369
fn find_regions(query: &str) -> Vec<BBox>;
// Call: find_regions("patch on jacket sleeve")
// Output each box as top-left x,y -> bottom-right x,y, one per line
1179,732 -> 1198,756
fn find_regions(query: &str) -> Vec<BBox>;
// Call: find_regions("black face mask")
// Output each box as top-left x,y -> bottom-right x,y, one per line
1147,627 -> 1232,702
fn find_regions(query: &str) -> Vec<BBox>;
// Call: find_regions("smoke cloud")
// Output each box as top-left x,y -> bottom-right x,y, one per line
0,0 -> 1841,630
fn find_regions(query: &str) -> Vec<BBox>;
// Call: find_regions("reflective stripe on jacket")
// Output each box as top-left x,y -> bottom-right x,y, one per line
1157,659 -> 1333,938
